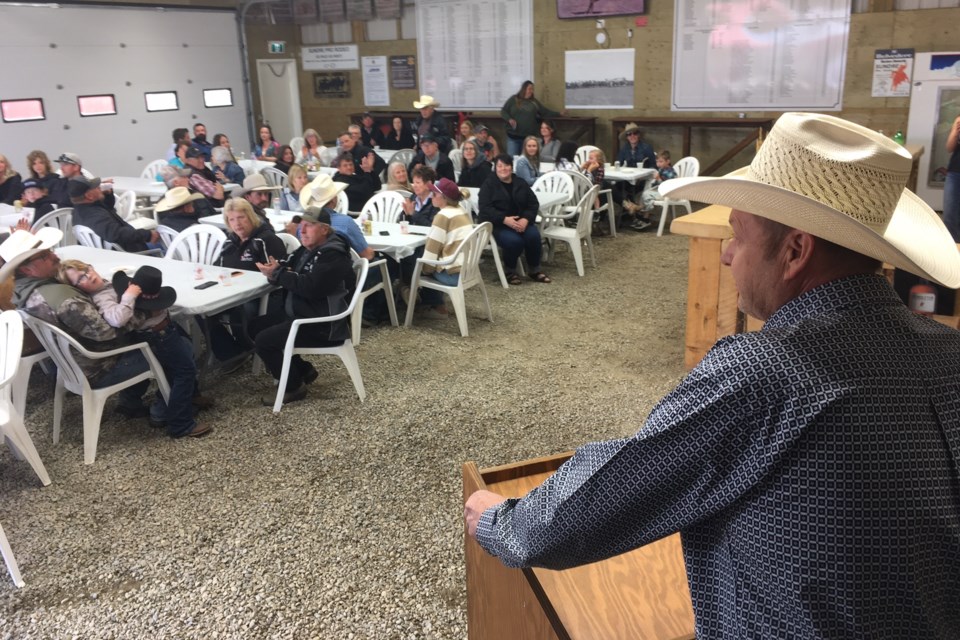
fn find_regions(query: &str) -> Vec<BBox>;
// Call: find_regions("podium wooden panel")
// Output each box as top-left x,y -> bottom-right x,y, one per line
464,454 -> 695,640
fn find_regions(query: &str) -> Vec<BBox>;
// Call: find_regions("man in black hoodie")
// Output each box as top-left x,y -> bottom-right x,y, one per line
249,207 -> 355,406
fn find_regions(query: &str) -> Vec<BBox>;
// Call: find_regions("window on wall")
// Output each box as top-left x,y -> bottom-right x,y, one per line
203,88 -> 233,108
77,94 -> 117,117
144,91 -> 179,112
1,98 -> 45,123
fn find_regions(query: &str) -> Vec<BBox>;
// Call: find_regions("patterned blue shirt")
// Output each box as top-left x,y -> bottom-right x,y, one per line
476,274 -> 960,639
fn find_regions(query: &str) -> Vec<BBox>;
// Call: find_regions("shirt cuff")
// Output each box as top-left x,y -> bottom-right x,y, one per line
474,504 -> 501,553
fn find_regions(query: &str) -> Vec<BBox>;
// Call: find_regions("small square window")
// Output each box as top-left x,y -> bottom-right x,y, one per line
145,91 -> 179,112
203,88 -> 233,108
78,94 -> 117,117
1,98 -> 45,123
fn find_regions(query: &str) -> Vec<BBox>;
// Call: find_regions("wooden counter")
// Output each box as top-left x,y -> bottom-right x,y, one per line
464,453 -> 695,640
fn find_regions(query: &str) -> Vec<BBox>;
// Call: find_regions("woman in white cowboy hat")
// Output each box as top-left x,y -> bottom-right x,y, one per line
412,95 -> 452,154
466,112 -> 960,639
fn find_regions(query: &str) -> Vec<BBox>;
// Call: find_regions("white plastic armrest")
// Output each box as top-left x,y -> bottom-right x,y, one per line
71,337 -> 158,360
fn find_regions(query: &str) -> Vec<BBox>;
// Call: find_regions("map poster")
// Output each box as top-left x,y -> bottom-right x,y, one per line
872,49 -> 914,98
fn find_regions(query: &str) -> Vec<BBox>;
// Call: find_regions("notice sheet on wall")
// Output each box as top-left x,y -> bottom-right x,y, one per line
415,0 -> 532,109
363,56 -> 390,107
671,0 -> 850,111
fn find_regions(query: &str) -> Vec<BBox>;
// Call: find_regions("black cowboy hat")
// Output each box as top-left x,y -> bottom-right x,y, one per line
112,265 -> 177,311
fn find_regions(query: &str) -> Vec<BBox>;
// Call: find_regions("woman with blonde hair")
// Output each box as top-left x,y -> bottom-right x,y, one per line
278,165 -> 310,212
218,198 -> 286,272
0,154 -> 23,204
514,136 -> 542,186
385,162 -> 413,193
458,119 -> 476,148
298,128 -> 325,166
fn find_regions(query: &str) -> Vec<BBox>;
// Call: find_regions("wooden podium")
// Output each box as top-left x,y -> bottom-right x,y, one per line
463,453 -> 695,640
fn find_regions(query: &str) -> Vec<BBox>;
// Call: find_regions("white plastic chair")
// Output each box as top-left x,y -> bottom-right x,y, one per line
164,225 -> 227,264
73,224 -> 123,252
405,222 -> 493,337
561,169 -> 616,237
652,156 -> 700,236
156,225 -> 180,252
271,259 -> 369,412
0,311 -> 51,486
359,191 -> 405,223
448,148 -> 463,176
532,172 -> 574,225
261,167 -> 288,189
319,147 -> 339,167
141,159 -> 167,181
390,148 -> 416,170
335,190 -> 349,216
20,312 -> 171,465
289,136 -> 305,154
30,207 -> 74,246
115,189 -> 137,221
351,249 -> 397,345
541,185 -> 598,277
574,144 -> 600,166
275,232 -> 301,254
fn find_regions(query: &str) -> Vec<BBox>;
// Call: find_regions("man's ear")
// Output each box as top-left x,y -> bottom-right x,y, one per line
781,230 -> 817,281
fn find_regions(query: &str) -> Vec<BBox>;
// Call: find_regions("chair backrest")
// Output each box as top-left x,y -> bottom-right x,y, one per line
156,224 -> 180,251
448,148 -> 463,174
559,169 -> 593,204
573,185 -> 600,237
289,136 -> 305,153
19,311 -> 88,396
532,172 -> 574,217
276,232 -> 301,254
360,190 -> 405,222
115,190 -> 137,221
260,167 -> 288,189
390,148 -> 416,169
673,156 -> 700,179
335,190 -> 349,215
0,310 -> 23,393
141,159 -> 167,181
30,207 -> 74,246
163,224 -> 227,264
574,145 -> 600,166
454,222 -> 493,289
319,146 -> 339,167
73,224 -> 122,252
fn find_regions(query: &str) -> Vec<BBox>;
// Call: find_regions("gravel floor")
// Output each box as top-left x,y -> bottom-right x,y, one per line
0,227 -> 690,639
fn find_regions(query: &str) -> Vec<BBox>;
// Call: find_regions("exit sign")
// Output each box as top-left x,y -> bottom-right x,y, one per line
269,41 -> 285,54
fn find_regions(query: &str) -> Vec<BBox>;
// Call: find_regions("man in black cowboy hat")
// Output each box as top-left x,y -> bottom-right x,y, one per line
250,207 -> 354,406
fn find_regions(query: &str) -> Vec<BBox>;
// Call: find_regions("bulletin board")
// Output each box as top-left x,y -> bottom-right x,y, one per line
671,0 -> 851,111
415,0 -> 533,109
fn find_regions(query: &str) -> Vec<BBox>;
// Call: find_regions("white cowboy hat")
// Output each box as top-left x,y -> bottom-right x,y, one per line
413,95 -> 440,109
232,173 -> 281,197
659,112 -> 960,288
300,174 -> 347,210
154,186 -> 204,213
0,228 -> 63,283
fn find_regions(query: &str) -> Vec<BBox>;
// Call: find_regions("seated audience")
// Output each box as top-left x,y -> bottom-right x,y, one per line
182,146 -> 225,208
539,121 -> 561,163
154,187 -> 204,232
359,113 -> 385,148
478,154 -> 550,285
338,130 -> 387,177
515,136 -> 542,186
298,175 -> 374,262
278,165 -> 310,212
616,122 -> 657,169
580,148 -> 606,186
253,123 -> 281,161
167,140 -> 190,170
457,140 -> 492,189
473,126 -> 501,160
20,179 -> 59,220
630,149 -> 678,231
55,152 -> 114,210
0,154 -> 23,205
385,162 -> 414,193
235,174 -> 280,219
70,176 -> 159,251
458,120 -> 476,148
218,197 -> 287,272
250,207 -> 355,406
332,151 -> 380,212
212,133 -> 231,150
57,260 -> 212,437
211,145 -> 245,185
297,128 -> 325,166
401,166 -> 439,226
382,116 -> 416,150
191,123 -> 213,162
275,145 -> 296,175
26,150 -> 62,201
166,128 -> 190,161
408,135 -> 455,183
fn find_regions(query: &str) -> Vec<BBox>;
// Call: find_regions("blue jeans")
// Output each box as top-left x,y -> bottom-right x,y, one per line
943,171 -> 960,242
92,351 -> 150,411
144,324 -> 198,438
506,137 -> 522,156
432,270 -> 460,286
494,225 -> 542,273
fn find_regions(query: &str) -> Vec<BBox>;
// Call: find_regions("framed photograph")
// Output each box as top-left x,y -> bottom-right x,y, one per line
558,0 -> 644,19
313,72 -> 350,98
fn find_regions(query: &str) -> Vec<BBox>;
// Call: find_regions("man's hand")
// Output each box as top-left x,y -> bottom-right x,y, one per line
14,218 -> 30,232
256,256 -> 282,277
214,184 -> 224,199
515,217 -> 529,233
464,490 -> 507,538
149,230 -> 160,244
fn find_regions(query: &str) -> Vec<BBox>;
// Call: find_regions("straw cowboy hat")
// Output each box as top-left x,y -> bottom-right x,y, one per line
232,174 -> 281,197
659,112 -> 960,288
154,186 -> 204,213
413,95 -> 440,109
0,228 -> 63,284
619,122 -> 643,141
299,173 -> 348,210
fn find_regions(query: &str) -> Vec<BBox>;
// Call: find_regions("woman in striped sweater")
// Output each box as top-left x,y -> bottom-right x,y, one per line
417,177 -> 474,319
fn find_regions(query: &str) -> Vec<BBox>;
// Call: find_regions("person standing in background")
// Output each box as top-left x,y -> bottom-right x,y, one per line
501,81 -> 564,156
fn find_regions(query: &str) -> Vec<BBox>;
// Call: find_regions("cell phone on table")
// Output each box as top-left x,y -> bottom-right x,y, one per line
379,230 -> 390,236
194,281 -> 218,290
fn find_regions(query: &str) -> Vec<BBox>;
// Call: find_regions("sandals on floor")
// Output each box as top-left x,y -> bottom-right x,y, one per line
507,272 -> 523,286
530,272 -> 552,284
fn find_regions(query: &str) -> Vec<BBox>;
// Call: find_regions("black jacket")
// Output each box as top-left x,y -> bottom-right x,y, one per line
478,173 -> 539,229
72,200 -> 152,251
0,174 -> 23,205
412,113 -> 452,153
334,171 -> 381,212
408,152 -> 455,183
360,126 -> 385,149
218,222 -> 287,271
457,161 -> 492,189
349,143 -> 387,178
381,128 -> 415,150
269,233 -> 354,342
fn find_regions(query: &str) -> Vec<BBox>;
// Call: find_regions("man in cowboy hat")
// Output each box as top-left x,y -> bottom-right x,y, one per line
465,113 -> 960,638
412,95 -> 451,154
69,176 -> 160,252
249,207 -> 355,405
154,186 -> 204,232
5,229 -> 154,419
233,173 -> 280,220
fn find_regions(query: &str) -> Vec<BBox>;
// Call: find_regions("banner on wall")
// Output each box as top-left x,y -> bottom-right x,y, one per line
302,45 -> 360,70
872,49 -> 914,98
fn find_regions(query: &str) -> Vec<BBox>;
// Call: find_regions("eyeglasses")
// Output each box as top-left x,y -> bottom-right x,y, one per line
627,131 -> 640,137
69,268 -> 92,287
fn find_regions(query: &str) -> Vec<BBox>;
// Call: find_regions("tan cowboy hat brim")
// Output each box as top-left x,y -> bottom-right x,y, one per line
154,189 -> 204,213
299,175 -> 347,210
232,184 -> 281,198
661,168 -> 960,288
413,95 -> 439,109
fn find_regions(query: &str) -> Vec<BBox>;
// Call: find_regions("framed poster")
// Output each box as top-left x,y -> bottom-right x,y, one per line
565,49 -> 634,109
390,55 -> 417,90
558,0 -> 644,19
345,0 -> 374,20
314,72 -> 350,98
